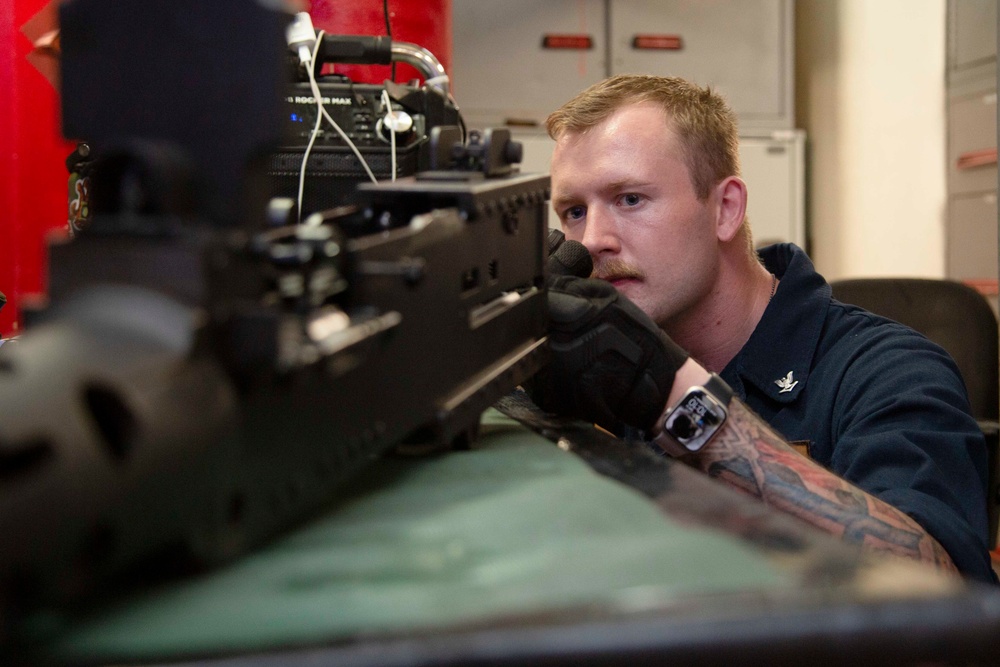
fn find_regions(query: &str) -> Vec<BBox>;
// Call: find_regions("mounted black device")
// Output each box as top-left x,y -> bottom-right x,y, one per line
270,29 -> 462,217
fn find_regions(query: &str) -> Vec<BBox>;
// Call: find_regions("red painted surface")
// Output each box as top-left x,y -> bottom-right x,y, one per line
309,0 -> 451,88
0,0 -> 451,337
1,0 -> 75,337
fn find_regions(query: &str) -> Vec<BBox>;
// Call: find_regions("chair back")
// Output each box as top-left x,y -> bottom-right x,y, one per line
830,278 -> 999,549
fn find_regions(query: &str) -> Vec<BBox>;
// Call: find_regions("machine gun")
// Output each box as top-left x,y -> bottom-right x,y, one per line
0,0 -> 549,650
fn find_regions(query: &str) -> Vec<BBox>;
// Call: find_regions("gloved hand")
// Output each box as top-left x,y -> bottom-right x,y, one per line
530,235 -> 689,430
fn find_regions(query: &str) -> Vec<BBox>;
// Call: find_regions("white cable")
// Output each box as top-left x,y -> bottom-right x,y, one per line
294,30 -> 379,224
296,31 -> 324,223
381,89 -> 397,182
424,74 -> 450,94
287,12 -> 317,66
305,33 -> 377,184
296,106 -> 323,225
296,32 -> 326,224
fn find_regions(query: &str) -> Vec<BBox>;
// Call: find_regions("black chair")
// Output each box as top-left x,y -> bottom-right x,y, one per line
830,278 -> 999,550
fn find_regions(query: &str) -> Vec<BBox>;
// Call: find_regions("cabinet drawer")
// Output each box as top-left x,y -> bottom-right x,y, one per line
452,0 -> 607,128
948,89 -> 997,196
609,0 -> 792,131
740,132 -> 805,247
948,0 -> 998,74
947,191 -> 998,281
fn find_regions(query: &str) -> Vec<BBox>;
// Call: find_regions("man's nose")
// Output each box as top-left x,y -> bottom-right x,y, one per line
578,207 -> 621,257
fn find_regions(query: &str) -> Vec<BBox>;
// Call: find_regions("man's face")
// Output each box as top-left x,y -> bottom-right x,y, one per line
549,102 -> 721,329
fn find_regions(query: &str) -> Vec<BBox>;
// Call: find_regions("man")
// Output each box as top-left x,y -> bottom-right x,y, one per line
536,74 -> 996,583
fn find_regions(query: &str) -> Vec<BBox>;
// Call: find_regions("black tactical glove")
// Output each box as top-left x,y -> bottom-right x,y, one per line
531,236 -> 689,430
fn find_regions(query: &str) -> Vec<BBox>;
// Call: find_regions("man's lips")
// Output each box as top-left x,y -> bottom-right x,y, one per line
597,275 -> 641,289
609,276 -> 637,286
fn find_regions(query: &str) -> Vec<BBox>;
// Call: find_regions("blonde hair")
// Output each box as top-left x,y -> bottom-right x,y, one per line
546,74 -> 741,201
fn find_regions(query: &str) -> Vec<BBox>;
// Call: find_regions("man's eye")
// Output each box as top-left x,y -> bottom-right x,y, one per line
622,193 -> 641,206
565,206 -> 585,221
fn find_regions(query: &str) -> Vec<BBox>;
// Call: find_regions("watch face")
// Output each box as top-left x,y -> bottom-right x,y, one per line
664,390 -> 727,452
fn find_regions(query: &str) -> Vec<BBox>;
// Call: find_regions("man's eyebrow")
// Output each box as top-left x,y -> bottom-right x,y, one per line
550,193 -> 579,209
601,179 -> 654,193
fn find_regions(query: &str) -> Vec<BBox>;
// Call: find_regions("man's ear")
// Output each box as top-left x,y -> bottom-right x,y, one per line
714,176 -> 748,243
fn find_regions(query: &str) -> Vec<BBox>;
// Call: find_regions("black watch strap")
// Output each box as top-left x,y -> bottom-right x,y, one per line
651,373 -> 733,458
703,373 -> 734,406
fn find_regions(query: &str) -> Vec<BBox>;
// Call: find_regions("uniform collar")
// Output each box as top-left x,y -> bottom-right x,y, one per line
721,243 -> 831,404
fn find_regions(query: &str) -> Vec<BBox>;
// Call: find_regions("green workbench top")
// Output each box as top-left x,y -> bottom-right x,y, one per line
29,410 -> 788,663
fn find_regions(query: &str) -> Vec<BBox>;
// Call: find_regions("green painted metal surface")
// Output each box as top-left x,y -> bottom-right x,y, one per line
33,411 -> 788,662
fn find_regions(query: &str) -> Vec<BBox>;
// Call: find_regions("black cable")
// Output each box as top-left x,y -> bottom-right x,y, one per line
383,0 -> 396,82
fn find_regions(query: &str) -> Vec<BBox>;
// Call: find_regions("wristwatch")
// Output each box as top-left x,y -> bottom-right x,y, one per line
651,373 -> 734,457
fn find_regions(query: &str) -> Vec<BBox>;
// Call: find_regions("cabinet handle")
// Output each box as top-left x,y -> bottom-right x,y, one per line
631,34 -> 683,50
541,34 -> 594,50
962,279 -> 999,296
956,148 -> 998,170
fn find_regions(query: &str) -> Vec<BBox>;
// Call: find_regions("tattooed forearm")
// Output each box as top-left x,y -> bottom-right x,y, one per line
690,398 -> 958,572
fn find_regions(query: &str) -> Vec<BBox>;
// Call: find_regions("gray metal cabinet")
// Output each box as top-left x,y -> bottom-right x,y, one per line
946,0 -> 997,309
945,166 -> 998,311
948,0 -> 997,76
740,132 -> 805,249
608,0 -> 792,132
452,0 -> 793,132
450,0 -> 607,129
948,192 -> 999,284
948,89 -> 998,197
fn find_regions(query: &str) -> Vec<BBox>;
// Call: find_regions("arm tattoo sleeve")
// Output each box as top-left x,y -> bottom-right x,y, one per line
689,398 -> 958,573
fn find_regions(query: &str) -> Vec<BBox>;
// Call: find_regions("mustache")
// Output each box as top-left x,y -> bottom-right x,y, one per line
591,258 -> 644,282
